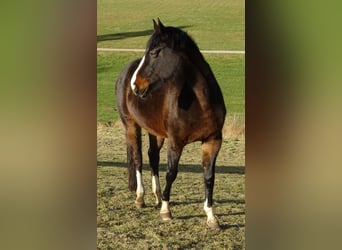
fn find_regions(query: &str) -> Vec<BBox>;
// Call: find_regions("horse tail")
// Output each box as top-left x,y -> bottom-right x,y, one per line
126,136 -> 141,192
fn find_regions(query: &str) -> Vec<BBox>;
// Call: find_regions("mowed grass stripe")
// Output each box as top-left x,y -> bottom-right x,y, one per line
97,48 -> 245,54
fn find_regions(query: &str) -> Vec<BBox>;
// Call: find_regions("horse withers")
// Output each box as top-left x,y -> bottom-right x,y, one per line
115,19 -> 226,230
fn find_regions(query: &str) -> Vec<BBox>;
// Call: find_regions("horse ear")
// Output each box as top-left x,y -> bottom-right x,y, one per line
153,19 -> 159,32
157,18 -> 165,31
153,18 -> 165,33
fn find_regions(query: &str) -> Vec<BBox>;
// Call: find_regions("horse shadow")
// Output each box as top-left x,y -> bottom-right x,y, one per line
97,25 -> 192,42
176,213 -> 245,230
97,161 -> 245,231
97,161 -> 245,175
171,199 -> 245,206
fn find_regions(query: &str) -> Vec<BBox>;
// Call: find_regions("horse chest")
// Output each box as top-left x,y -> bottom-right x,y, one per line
129,98 -> 169,138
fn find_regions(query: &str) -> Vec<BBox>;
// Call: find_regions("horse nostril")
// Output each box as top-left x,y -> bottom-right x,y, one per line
132,86 -> 139,96
132,85 -> 148,98
139,87 -> 149,98
140,87 -> 149,98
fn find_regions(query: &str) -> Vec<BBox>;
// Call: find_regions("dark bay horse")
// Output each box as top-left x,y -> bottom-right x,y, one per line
115,19 -> 226,230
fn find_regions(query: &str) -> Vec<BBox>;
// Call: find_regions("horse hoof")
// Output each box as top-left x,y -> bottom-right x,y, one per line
160,212 -> 172,221
207,217 -> 221,231
135,201 -> 145,208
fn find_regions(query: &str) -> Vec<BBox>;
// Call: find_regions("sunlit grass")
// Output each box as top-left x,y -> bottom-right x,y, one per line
97,123 -> 245,249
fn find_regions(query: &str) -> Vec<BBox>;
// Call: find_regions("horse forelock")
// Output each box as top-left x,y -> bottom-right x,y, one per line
147,26 -> 200,56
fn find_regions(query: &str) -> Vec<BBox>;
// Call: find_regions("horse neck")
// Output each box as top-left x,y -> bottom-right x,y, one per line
187,49 -> 225,104
188,49 -> 216,84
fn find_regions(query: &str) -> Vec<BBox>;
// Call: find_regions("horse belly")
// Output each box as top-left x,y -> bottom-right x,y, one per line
188,121 -> 217,142
139,118 -> 168,138
178,109 -> 220,143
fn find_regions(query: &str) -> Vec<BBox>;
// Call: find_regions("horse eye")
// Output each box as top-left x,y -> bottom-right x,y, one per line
150,48 -> 160,58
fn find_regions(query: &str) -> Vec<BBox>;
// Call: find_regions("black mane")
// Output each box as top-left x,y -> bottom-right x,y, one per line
147,25 -> 225,107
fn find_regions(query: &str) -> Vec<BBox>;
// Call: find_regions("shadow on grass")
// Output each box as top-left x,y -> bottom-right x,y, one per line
176,213 -> 245,230
97,29 -> 153,42
220,223 -> 245,230
97,25 -> 192,42
97,161 -> 245,174
171,199 -> 245,206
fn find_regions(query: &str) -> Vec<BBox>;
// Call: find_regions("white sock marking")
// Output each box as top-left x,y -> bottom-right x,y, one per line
204,199 -> 214,220
152,175 -> 160,194
152,175 -> 161,204
136,170 -> 144,197
161,201 -> 170,214
130,55 -> 146,91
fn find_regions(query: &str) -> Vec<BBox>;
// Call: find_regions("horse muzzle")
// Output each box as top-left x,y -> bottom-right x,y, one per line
132,85 -> 149,98
131,74 -> 150,98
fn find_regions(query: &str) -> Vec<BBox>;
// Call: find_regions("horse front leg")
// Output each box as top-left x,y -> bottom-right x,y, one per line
202,136 -> 222,230
160,140 -> 183,221
148,134 -> 164,206
125,122 -> 144,208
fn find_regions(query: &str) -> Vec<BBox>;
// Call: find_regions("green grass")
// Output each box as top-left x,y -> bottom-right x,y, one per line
97,0 -> 244,51
97,52 -> 138,122
97,165 -> 245,249
97,123 -> 245,249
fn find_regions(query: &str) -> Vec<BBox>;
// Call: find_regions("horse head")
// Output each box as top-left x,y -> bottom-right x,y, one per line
130,19 -> 185,98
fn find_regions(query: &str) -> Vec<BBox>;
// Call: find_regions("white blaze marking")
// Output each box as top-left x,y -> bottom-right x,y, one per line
204,199 -> 214,220
136,170 -> 144,197
130,55 -> 146,91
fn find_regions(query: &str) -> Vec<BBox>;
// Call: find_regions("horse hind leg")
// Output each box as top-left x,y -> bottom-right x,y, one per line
148,134 -> 164,206
125,122 -> 145,208
202,136 -> 222,230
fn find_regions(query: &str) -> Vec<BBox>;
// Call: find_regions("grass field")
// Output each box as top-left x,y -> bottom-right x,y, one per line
97,123 -> 245,249
97,0 -> 245,249
97,0 -> 244,51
